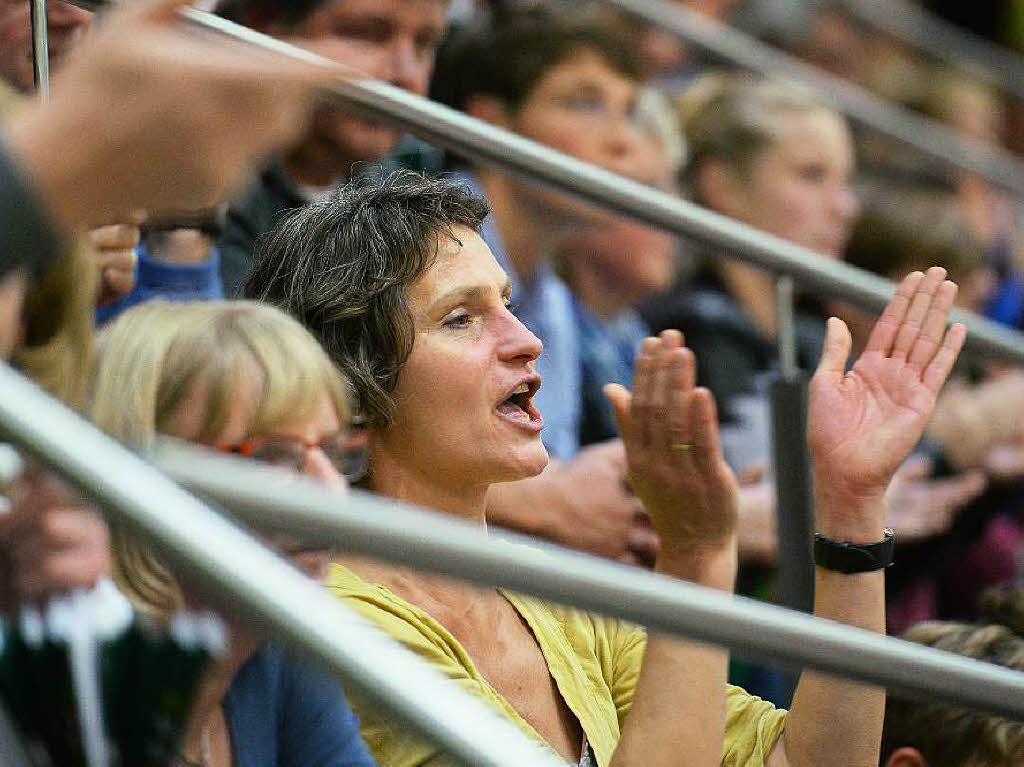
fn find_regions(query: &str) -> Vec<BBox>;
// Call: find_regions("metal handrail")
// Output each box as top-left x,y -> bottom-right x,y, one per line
0,363 -> 565,767
66,0 -> 1024,195
179,8 -> 1024,366
599,0 -> 1024,195
51,4 -> 1024,363
835,0 -> 1024,100
152,439 -> 1024,721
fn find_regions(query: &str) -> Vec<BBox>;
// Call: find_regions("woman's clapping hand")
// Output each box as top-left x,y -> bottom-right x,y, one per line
605,331 -> 739,577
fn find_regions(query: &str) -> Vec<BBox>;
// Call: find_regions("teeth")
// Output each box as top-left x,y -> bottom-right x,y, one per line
513,383 -> 529,395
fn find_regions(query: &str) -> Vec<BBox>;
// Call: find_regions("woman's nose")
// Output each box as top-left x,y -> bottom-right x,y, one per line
499,315 -> 543,363
303,448 -> 348,492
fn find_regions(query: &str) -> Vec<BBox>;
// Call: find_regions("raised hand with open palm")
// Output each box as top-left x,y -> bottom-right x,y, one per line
809,266 -> 967,541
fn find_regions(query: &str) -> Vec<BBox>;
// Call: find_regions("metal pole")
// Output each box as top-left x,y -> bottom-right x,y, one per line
174,8 -> 1024,366
0,364 -> 564,767
769,277 -> 815,704
42,2 -> 1024,364
65,0 -> 1024,195
836,0 -> 1024,101
152,440 -> 1024,722
30,0 -> 49,100
770,277 -> 814,614
599,0 -> 1024,196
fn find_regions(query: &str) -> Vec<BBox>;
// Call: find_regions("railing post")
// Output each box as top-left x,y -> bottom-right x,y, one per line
770,277 -> 815,615
30,0 -> 49,100
769,276 -> 815,704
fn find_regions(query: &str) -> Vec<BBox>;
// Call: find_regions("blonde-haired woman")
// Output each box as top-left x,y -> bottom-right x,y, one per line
91,300 -> 375,767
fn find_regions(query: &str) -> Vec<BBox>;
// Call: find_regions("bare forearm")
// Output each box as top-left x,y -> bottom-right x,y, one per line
780,493 -> 886,767
613,545 -> 737,767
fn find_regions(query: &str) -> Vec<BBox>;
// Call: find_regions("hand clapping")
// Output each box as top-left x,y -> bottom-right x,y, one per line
605,330 -> 739,579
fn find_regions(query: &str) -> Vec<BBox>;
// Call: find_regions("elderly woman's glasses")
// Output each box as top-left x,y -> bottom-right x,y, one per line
217,429 -> 369,483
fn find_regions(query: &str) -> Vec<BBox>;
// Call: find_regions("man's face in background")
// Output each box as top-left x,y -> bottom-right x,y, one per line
0,0 -> 92,93
283,0 -> 448,184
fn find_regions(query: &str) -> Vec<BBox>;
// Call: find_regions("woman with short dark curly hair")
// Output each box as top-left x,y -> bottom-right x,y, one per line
247,171 -> 966,767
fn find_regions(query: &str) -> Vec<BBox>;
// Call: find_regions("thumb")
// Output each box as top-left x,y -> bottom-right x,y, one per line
815,317 -> 852,377
604,384 -> 633,444
896,455 -> 933,482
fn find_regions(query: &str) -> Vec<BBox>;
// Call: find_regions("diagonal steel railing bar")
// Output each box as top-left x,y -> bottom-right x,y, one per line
152,439 -> 1024,721
165,8 -> 1021,366
0,363 -> 567,767
49,3 -> 1024,362
835,0 -> 1024,101
66,0 -> 1024,197
597,0 -> 1024,195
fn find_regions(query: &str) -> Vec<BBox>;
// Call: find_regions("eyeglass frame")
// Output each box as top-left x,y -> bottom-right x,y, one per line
216,427 -> 369,484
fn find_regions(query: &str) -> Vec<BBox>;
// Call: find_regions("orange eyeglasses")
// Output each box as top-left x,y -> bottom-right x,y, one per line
217,428 -> 369,483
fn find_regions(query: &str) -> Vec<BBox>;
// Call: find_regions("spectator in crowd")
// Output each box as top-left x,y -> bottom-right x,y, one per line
430,8 -> 662,564
0,0 -> 93,94
836,187 -> 1024,635
555,100 -> 777,569
213,0 -> 449,297
431,8 -> 651,459
792,6 -> 869,84
0,0 -> 340,648
643,76 -> 991,649
0,4 -> 141,315
643,74 -> 860,468
107,0 -> 453,317
922,72 -> 1024,331
247,171 -> 966,766
0,245 -> 106,612
555,87 -> 680,450
640,78 -> 857,692
2,0 -> 333,277
881,587 -> 1024,767
91,299 -> 375,767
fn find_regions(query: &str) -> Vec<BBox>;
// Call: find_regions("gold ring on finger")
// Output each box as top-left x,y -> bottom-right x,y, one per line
670,443 -> 693,452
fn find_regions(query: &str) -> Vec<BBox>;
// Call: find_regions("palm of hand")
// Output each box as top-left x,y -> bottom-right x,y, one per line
810,350 -> 937,496
809,268 -> 966,506
606,333 -> 739,554
625,435 -> 739,549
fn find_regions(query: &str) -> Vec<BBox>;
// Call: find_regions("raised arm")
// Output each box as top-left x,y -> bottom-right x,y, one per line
771,267 -> 966,767
605,330 -> 740,767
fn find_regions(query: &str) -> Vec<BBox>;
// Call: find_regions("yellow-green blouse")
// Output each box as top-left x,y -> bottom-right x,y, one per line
326,562 -> 786,766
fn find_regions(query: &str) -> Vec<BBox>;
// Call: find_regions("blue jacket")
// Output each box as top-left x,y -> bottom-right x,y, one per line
96,241 -> 223,325
224,646 -> 376,767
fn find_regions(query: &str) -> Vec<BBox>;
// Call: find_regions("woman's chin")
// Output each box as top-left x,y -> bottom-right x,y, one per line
493,444 -> 549,483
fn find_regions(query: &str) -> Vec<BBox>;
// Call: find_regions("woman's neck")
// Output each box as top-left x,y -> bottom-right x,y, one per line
718,261 -> 778,340
478,170 -> 558,284
349,449 -> 503,620
180,634 -> 256,766
570,263 -> 631,320
368,447 -> 490,527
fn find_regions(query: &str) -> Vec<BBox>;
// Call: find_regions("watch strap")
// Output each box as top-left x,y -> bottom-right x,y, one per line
813,528 -> 895,573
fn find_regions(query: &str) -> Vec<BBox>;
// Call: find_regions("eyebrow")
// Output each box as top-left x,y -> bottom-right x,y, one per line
429,279 -> 513,314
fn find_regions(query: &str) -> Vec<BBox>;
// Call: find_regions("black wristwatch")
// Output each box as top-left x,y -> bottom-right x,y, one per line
813,528 -> 895,573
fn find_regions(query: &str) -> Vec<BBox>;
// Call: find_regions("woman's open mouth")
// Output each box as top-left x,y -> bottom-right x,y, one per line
496,380 -> 543,432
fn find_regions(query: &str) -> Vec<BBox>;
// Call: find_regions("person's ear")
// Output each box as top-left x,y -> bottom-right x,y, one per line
697,161 -> 747,219
885,746 -> 928,767
464,94 -> 513,129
